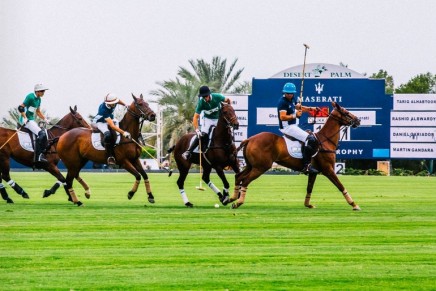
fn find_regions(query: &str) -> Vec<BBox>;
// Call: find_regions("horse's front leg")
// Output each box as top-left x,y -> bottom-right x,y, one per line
124,159 -> 155,204
324,168 -> 361,211
214,167 -> 230,205
304,173 -> 318,208
76,176 -> 91,199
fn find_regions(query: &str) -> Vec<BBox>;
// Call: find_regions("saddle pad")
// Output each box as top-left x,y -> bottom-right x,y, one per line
283,136 -> 303,159
91,133 -> 121,151
17,131 -> 34,152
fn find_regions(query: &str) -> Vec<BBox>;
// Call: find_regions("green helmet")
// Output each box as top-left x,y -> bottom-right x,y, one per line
282,83 -> 297,94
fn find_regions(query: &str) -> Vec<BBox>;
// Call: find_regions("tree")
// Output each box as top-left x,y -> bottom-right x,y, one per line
395,72 -> 436,93
370,69 -> 394,94
151,56 -> 248,149
1,108 -> 59,129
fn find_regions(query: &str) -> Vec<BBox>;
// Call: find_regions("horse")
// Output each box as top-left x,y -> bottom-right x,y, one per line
169,102 -> 240,207
231,102 -> 362,210
56,94 -> 156,206
0,106 -> 91,203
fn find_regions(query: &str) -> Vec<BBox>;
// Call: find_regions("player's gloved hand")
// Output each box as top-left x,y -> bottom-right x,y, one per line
195,128 -> 202,138
123,131 -> 131,139
43,118 -> 50,124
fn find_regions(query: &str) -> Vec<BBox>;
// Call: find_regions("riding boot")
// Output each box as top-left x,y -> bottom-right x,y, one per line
302,145 -> 318,175
182,135 -> 199,160
105,142 -> 116,166
36,130 -> 48,163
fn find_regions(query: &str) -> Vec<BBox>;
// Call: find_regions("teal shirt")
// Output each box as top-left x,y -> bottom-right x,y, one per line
195,93 -> 225,119
19,93 -> 41,123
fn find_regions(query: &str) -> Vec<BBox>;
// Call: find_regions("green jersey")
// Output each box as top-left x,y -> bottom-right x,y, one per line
195,93 -> 225,119
20,93 -> 41,122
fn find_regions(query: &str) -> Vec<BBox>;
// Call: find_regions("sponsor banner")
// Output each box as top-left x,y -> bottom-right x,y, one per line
256,107 -> 278,125
234,126 -> 247,142
391,111 -> 436,126
393,94 -> 436,111
227,94 -> 248,110
391,143 -> 436,158
350,111 -> 376,126
236,110 -> 248,126
391,127 -> 436,142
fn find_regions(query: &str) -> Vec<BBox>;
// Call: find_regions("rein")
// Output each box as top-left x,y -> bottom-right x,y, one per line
315,109 -> 357,153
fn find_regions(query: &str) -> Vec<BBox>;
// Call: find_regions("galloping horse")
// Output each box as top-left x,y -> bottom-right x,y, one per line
170,103 -> 240,207
0,106 -> 91,203
231,102 -> 361,210
57,94 -> 156,206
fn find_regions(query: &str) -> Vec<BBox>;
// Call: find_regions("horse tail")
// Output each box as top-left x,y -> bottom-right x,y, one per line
236,139 -> 249,153
167,145 -> 175,154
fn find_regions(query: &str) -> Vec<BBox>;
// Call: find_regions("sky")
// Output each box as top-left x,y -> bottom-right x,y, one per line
1,0 -> 435,120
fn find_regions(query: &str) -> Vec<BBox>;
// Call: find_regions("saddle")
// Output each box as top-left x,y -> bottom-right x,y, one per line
90,124 -> 121,151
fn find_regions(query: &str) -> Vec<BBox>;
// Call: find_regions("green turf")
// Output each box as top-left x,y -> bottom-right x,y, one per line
0,172 -> 435,290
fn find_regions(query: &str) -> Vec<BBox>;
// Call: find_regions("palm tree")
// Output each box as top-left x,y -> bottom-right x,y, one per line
151,56 -> 248,150
1,108 -> 59,129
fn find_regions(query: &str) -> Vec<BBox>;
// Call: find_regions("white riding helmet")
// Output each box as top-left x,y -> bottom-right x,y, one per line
34,83 -> 49,92
104,93 -> 119,105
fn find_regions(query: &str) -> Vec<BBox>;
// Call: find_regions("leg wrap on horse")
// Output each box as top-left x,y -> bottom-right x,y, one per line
8,180 -> 25,195
144,179 -> 152,193
0,184 -> 9,200
131,179 -> 140,193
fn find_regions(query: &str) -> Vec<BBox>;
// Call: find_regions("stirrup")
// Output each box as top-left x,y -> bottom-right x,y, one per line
107,156 -> 116,165
182,151 -> 191,160
303,164 -> 318,174
38,153 -> 48,163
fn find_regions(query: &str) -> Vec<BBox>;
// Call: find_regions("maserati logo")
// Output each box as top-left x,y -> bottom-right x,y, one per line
315,82 -> 324,94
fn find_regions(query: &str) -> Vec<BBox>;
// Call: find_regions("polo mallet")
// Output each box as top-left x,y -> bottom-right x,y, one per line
132,139 -> 173,176
196,135 -> 205,191
0,124 -> 24,150
299,43 -> 310,105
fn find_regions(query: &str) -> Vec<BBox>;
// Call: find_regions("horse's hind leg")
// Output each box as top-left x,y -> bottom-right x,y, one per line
76,176 -> 91,199
125,159 -> 155,204
176,166 -> 192,207
0,183 -> 14,203
1,167 -> 29,200
231,166 -> 268,209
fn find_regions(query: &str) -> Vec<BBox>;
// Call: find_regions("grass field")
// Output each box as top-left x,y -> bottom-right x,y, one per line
0,171 -> 435,290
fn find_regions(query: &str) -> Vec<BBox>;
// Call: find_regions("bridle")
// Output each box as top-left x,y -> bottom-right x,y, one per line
315,108 -> 360,152
48,111 -> 88,131
127,100 -> 155,121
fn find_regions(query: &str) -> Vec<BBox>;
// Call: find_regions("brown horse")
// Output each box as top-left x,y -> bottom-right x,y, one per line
231,102 -> 362,210
57,94 -> 156,206
0,106 -> 91,203
169,103 -> 240,207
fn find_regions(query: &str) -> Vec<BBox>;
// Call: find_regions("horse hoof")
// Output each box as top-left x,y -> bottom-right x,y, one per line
221,195 -> 230,206
231,203 -> 240,209
127,192 -> 135,200
147,193 -> 155,204
305,204 -> 316,209
85,193 -> 91,199
6,199 -> 14,204
185,202 -> 194,208
76,201 -> 83,207
21,193 -> 30,199
43,190 -> 52,198
353,205 -> 361,211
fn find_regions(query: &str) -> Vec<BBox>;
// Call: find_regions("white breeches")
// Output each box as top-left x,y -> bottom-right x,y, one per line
24,120 -> 41,135
279,124 -> 309,142
200,118 -> 218,135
